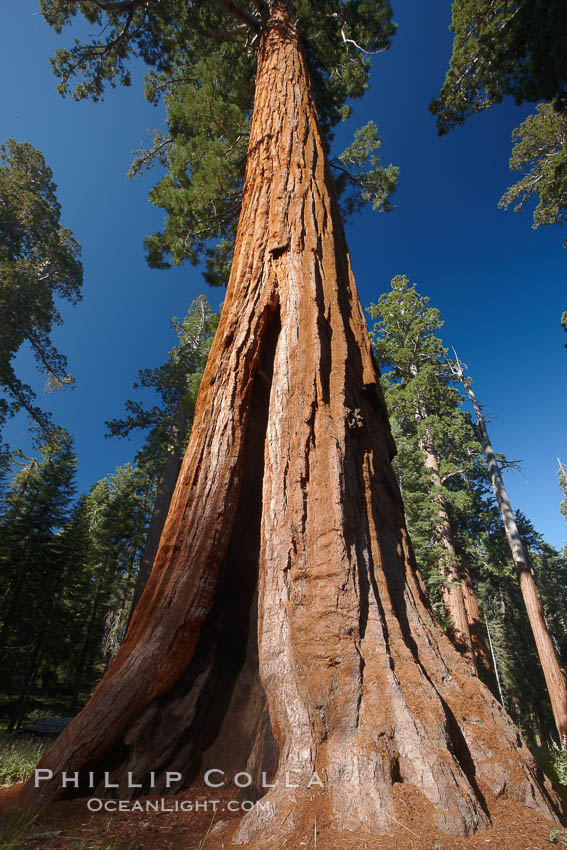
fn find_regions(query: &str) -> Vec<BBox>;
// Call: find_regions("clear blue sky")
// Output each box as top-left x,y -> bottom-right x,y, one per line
2,2 -> 566,548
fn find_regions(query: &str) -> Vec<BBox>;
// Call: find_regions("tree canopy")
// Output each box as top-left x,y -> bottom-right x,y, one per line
368,275 -> 486,603
431,0 -> 567,134
0,139 -> 83,433
41,0 -> 398,283
498,103 -> 567,244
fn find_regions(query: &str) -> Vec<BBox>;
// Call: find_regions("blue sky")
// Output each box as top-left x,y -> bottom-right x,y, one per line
2,1 -> 566,548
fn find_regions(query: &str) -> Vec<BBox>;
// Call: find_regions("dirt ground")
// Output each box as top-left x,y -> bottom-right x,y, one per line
1,781 -> 566,850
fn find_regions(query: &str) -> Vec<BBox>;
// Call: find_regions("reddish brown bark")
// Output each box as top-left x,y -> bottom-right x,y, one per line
17,2 -> 561,843
460,558 -> 492,674
421,440 -> 476,669
458,366 -> 567,744
127,401 -> 189,620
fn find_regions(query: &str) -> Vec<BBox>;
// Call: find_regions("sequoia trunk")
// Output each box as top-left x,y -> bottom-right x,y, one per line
17,2 -> 560,843
127,401 -> 189,620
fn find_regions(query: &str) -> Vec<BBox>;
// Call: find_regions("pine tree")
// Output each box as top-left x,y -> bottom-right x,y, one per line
430,0 -> 567,134
456,500 -> 566,746
431,4 -> 567,341
0,428 -> 77,728
451,355 -> 567,743
368,275 -> 491,673
498,104 -> 567,245
19,1 -> 560,841
0,140 -> 82,434
65,464 -> 152,703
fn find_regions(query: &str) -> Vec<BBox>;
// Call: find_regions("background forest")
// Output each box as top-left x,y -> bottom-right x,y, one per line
1,0 -> 566,802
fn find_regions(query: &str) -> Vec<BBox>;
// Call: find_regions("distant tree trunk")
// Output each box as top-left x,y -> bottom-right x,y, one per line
457,364 -> 567,743
17,2 -> 560,842
460,558 -> 492,673
103,544 -> 139,668
11,643 -> 44,732
11,553 -> 72,730
420,437 -> 476,668
71,554 -> 112,707
127,402 -> 189,620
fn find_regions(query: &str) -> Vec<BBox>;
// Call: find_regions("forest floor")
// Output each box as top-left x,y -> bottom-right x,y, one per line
1,780 -> 566,850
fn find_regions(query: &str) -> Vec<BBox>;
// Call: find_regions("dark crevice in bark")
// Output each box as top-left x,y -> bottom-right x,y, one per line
390,753 -> 402,785
379,543 -> 421,664
76,308 -> 283,800
312,260 -> 332,405
439,697 -> 491,819
355,527 -> 370,642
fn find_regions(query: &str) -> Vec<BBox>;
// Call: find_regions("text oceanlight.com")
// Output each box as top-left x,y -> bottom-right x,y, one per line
86,798 -> 272,813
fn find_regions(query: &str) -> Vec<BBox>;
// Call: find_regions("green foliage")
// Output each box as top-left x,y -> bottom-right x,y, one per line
0,140 -> 83,432
0,733 -> 49,784
40,1 -> 397,281
0,430 -> 154,721
106,295 -> 219,473
65,462 -> 153,692
333,121 -> 398,216
367,277 -> 567,744
0,298 -> 219,722
551,739 -> 567,785
0,428 -> 78,726
431,0 -> 567,134
551,828 -> 567,847
368,275 -> 486,598
137,40 -> 255,279
498,103 -> 567,244
0,809 -> 40,850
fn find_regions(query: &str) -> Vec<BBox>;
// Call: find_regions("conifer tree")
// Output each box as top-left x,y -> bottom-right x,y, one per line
66,464 -> 152,702
457,501 -> 566,745
19,1 -> 561,842
430,0 -> 567,134
451,356 -> 567,743
498,104 -> 567,246
368,276 -> 490,672
0,428 -> 77,728
0,140 -> 82,434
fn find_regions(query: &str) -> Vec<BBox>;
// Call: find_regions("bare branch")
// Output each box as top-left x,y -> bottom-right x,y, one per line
340,27 -> 389,56
441,469 -> 465,484
215,0 -> 261,32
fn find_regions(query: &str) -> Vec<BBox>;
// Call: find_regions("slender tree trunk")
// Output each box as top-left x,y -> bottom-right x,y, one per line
420,439 -> 476,668
12,552 -> 73,729
485,615 -> 506,707
459,371 -> 567,743
104,543 -> 140,667
17,3 -> 560,842
12,642 -> 44,732
71,554 -> 112,706
127,402 -> 189,620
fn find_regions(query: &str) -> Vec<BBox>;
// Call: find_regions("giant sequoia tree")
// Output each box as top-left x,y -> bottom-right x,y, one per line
106,296 -> 218,615
18,0 -> 561,844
